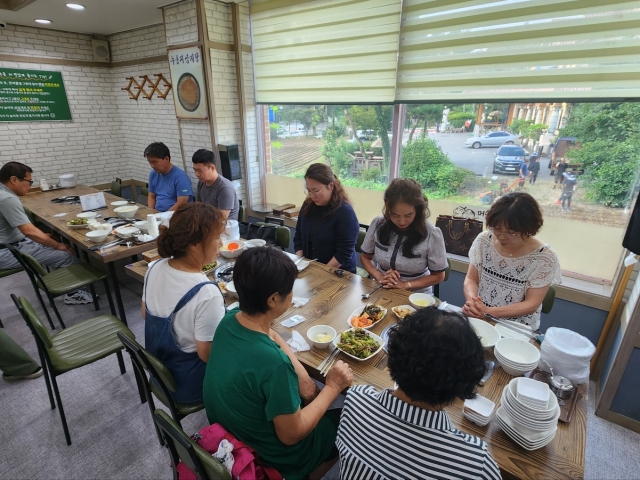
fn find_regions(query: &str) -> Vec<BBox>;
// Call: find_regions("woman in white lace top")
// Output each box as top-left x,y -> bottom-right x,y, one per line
463,192 -> 561,330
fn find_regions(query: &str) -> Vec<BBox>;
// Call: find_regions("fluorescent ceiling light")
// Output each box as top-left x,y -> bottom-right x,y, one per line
66,4 -> 85,10
35,19 -> 51,24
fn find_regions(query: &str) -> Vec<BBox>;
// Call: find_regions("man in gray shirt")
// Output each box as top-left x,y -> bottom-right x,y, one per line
192,149 -> 239,220
0,162 -> 92,305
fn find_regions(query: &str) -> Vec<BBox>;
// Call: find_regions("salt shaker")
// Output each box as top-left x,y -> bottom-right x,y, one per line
147,214 -> 159,237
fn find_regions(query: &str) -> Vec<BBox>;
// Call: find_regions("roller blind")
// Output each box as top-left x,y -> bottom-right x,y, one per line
250,0 -> 402,104
396,0 -> 640,103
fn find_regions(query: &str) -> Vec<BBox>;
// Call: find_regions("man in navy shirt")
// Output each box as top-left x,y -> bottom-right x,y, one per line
144,142 -> 193,212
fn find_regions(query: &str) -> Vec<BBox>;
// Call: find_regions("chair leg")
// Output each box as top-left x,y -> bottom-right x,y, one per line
37,350 -> 56,410
116,350 -> 126,374
433,283 -> 440,299
46,293 -> 66,330
50,374 -> 72,445
103,278 -> 117,317
0,317 -> 3,328
35,289 -> 57,330
89,284 -> 100,311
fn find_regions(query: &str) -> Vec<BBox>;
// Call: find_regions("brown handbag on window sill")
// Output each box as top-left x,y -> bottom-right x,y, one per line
435,215 -> 483,257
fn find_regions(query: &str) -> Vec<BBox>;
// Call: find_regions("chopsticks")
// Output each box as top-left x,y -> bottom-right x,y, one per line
318,349 -> 340,376
483,313 -> 538,339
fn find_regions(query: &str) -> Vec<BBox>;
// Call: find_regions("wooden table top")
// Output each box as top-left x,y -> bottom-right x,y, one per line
20,186 -> 159,263
124,257 -> 586,479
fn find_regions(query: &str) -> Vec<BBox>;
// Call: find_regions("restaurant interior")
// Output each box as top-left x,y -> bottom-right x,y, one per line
1,0 -> 640,479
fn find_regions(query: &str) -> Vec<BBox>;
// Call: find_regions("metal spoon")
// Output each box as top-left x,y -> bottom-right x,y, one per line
362,284 -> 384,300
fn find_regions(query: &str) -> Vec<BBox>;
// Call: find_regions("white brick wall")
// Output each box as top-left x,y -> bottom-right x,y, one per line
164,0 -> 199,46
107,24 -> 167,63
0,24 -> 94,61
204,0 -> 234,43
239,2 -> 252,46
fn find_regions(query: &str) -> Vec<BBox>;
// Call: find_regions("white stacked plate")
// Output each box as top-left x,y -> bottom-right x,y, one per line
494,337 -> 540,376
496,378 -> 559,450
516,377 -> 550,410
463,395 -> 495,426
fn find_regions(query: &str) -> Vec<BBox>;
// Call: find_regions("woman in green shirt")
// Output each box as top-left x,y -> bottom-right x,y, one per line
203,247 -> 352,480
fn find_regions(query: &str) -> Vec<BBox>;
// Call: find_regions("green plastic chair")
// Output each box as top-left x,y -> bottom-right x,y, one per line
238,204 -> 247,222
8,244 -> 116,330
110,180 -> 122,197
140,186 -> 149,197
355,228 -> 369,278
0,266 -> 23,328
153,410 -> 232,480
256,222 -> 290,250
542,285 -> 556,314
11,294 -> 134,446
117,333 -> 204,446
432,258 -> 452,300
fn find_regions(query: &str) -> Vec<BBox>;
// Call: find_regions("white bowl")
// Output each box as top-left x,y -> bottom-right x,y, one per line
494,338 -> 540,365
516,377 -> 550,405
508,379 -> 558,417
111,200 -> 128,207
333,328 -> 384,362
306,325 -> 337,350
114,205 -> 139,219
89,222 -> 112,231
408,293 -> 435,309
114,226 -> 139,239
134,221 -> 148,234
347,305 -> 387,330
468,317 -> 501,350
85,230 -> 110,243
391,305 -> 416,321
245,239 -> 267,248
219,240 -> 245,259
464,394 -> 495,419
77,211 -> 97,220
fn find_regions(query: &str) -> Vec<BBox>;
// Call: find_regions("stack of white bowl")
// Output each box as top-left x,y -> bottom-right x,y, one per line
496,378 -> 560,450
463,395 -> 495,426
494,337 -> 540,376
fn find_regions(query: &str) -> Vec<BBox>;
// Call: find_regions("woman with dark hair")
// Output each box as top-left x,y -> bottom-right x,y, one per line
293,163 -> 359,273
463,192 -> 561,329
203,247 -> 353,480
336,307 -> 501,479
142,202 -> 226,404
360,178 -> 448,293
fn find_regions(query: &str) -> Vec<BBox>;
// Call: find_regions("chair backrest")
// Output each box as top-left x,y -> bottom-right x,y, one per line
111,180 -> 122,197
140,186 -> 149,197
137,195 -> 148,206
117,332 -> 179,401
11,294 -> 53,350
444,258 -> 452,282
7,245 -> 46,291
355,229 -> 367,253
238,205 -> 246,222
542,285 -> 556,314
264,216 -> 284,226
153,410 -> 231,480
275,226 -> 290,250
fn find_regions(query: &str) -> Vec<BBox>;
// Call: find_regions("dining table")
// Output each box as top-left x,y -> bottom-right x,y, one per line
125,253 -> 587,480
20,185 -> 159,325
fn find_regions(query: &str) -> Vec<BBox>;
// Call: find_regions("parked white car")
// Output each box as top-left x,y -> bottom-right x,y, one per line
465,131 -> 521,148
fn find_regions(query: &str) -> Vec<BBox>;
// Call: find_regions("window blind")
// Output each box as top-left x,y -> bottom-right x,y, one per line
396,0 -> 640,102
250,0 -> 402,104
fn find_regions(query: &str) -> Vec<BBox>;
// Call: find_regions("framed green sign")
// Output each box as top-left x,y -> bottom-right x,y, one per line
0,67 -> 72,122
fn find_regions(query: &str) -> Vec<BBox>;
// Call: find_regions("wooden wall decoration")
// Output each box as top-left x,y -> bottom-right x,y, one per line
122,74 -> 172,100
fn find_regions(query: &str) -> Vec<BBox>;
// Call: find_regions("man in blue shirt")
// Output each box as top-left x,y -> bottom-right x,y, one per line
144,142 -> 193,212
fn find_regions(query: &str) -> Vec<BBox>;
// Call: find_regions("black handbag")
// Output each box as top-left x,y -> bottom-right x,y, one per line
238,222 -> 277,246
435,215 -> 483,257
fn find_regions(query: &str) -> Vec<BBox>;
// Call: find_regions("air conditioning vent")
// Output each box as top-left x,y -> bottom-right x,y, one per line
91,38 -> 110,63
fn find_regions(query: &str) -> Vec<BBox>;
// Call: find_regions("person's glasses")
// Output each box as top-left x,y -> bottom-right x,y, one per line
18,177 -> 34,186
304,185 -> 326,196
488,227 -> 521,238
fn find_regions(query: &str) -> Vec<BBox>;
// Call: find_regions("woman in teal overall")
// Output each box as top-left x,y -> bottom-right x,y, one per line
142,202 -> 226,404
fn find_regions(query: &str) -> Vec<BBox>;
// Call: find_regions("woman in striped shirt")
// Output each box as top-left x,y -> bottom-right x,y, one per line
336,307 -> 502,479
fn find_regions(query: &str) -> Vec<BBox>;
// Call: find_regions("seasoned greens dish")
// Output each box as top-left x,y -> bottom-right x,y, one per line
337,328 -> 380,359
202,262 -> 217,273
68,218 -> 88,226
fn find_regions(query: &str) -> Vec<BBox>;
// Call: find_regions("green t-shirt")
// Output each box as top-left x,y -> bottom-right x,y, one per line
203,310 -> 337,479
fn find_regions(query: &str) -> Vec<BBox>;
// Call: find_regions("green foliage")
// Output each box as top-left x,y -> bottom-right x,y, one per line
448,111 -> 474,129
559,103 -> 640,207
348,106 -> 378,131
320,127 -> 352,173
510,119 -> 532,135
278,105 -> 326,132
400,138 -> 476,198
340,177 -> 388,191
521,123 -> 547,141
360,167 -> 382,182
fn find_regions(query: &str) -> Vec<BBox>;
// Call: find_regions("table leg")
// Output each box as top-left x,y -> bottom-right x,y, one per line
108,262 -> 128,325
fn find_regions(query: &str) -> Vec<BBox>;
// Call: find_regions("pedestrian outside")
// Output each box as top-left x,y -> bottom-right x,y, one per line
561,173 -> 577,212
529,157 -> 541,184
554,159 -> 568,188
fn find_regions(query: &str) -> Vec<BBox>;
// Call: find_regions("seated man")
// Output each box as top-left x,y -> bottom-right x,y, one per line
144,142 -> 193,212
0,162 -> 92,305
192,149 -> 239,220
337,307 -> 501,480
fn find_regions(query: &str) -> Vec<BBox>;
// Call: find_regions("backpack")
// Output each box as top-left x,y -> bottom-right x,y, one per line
176,423 -> 282,480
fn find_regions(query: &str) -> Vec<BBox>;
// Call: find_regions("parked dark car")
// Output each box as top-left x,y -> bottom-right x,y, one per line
493,145 -> 527,174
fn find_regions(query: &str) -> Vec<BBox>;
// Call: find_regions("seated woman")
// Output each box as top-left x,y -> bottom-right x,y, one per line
336,307 -> 501,479
293,163 -> 360,273
142,202 -> 226,404
463,192 -> 561,330
360,178 -> 448,294
203,247 -> 353,480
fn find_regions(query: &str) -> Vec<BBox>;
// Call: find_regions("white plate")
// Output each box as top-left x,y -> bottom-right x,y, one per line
496,408 -> 557,450
391,305 -> 416,320
333,328 -> 384,362
347,305 -> 387,329
296,259 -> 311,271
66,223 -> 89,230
496,323 -> 531,341
501,390 -> 560,430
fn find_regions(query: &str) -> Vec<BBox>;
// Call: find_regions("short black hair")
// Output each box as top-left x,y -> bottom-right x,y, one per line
233,246 -> 298,315
144,142 -> 170,160
387,307 -> 486,407
192,149 -> 216,166
485,192 -> 543,237
0,162 -> 33,184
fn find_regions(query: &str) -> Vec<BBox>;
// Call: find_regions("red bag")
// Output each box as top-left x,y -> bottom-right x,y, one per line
176,423 -> 282,480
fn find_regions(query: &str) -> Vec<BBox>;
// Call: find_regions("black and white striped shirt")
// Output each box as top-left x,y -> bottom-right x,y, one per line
336,386 -> 502,480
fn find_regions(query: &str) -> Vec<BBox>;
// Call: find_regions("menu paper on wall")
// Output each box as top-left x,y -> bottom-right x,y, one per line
80,192 -> 107,212
0,67 -> 72,122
